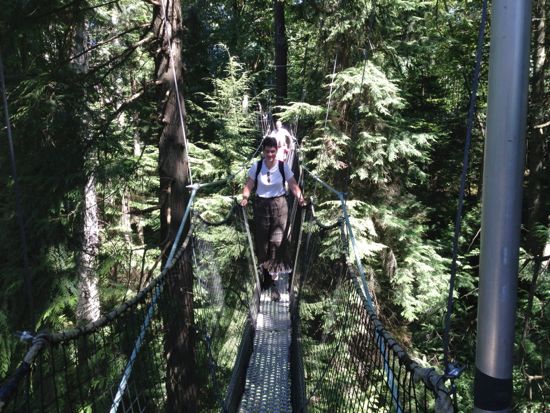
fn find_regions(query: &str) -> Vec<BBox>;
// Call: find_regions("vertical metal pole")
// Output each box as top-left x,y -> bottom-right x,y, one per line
0,53 -> 35,327
474,1 -> 532,412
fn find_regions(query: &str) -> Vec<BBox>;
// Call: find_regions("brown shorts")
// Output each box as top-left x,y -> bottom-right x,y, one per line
253,196 -> 289,272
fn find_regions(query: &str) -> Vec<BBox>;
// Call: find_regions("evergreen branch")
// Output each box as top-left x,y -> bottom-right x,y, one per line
129,204 -> 162,215
67,23 -> 150,65
88,32 -> 155,86
104,85 -> 151,124
28,0 -> 121,21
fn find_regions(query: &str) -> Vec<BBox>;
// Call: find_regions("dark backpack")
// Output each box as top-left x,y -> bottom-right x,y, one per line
253,159 -> 286,192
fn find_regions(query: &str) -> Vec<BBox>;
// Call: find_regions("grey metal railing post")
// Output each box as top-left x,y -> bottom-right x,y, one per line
474,1 -> 532,412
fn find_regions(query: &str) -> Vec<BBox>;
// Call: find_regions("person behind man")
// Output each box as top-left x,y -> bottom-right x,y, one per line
240,136 -> 306,301
270,120 -> 293,162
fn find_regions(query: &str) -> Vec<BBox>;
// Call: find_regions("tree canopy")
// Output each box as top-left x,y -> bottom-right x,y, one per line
1,0 -> 548,410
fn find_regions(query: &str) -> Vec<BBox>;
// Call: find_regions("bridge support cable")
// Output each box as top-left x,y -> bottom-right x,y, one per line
300,165 -> 401,411
158,0 -> 193,186
301,165 -> 373,307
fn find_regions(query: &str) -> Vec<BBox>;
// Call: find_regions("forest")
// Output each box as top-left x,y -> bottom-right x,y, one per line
0,0 -> 548,411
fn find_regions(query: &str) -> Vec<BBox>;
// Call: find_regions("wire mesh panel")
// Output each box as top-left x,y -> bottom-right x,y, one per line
1,275 -> 172,413
291,207 -> 453,413
191,203 -> 259,413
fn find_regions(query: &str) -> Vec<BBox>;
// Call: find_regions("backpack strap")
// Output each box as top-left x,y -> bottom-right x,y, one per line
278,161 -> 286,190
253,159 -> 263,192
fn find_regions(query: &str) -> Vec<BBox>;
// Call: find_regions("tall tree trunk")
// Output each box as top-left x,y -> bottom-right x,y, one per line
152,1 -> 197,411
522,0 -> 548,356
76,173 -> 101,322
274,0 -> 288,105
72,13 -> 101,324
121,188 -> 132,244
131,133 -> 145,244
121,104 -> 145,247
525,0 -> 548,257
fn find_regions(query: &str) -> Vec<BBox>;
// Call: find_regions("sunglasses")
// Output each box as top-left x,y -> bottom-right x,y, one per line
267,171 -> 271,183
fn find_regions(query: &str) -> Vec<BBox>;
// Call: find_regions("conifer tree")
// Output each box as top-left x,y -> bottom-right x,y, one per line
152,0 -> 197,410
274,0 -> 288,104
71,8 -> 101,324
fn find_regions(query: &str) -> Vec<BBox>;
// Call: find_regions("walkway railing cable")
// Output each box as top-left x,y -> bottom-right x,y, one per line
292,167 -> 454,412
301,164 -> 373,307
298,169 -> 401,410
108,187 -> 198,413
0,215 -> 195,412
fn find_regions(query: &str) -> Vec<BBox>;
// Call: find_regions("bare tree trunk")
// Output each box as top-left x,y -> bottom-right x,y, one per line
274,0 -> 288,105
121,116 -> 145,246
520,0 -> 549,375
72,12 -> 101,324
152,1 -> 197,411
121,189 -> 132,244
132,134 -> 145,244
76,173 -> 101,322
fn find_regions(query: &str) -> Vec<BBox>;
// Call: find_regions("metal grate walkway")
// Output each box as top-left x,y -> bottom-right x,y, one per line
238,274 -> 292,413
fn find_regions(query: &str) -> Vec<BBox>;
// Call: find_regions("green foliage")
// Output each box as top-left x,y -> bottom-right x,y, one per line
331,62 -> 404,117
1,0 -> 548,409
193,49 -> 261,184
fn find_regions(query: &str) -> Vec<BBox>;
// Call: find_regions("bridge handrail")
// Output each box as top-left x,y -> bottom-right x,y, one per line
298,165 -> 454,412
348,266 -> 454,412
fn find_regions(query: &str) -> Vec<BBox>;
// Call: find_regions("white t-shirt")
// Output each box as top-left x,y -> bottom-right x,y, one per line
248,160 -> 294,198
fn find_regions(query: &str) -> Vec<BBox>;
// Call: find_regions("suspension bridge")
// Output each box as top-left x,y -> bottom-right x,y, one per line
0,1 -> 535,411
0,142 -> 454,412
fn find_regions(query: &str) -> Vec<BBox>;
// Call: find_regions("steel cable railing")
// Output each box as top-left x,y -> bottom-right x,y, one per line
290,170 -> 454,412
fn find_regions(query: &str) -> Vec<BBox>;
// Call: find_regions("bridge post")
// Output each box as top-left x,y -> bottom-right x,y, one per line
474,1 -> 532,412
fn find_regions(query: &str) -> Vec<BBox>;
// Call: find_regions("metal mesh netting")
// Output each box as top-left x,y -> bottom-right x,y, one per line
290,206 -> 453,413
191,202 -> 260,413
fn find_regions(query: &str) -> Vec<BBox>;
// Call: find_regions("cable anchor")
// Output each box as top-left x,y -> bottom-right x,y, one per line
15,331 -> 34,342
444,362 -> 465,380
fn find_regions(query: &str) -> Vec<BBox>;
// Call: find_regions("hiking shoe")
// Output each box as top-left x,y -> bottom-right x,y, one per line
260,267 -> 272,290
271,285 -> 280,302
